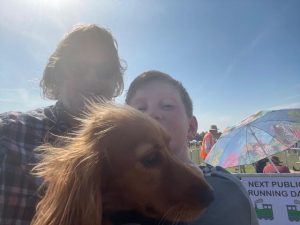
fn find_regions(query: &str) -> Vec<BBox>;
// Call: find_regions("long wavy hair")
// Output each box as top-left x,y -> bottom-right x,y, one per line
40,24 -> 126,100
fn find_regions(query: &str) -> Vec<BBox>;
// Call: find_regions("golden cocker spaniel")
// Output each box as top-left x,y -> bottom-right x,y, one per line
31,104 -> 213,225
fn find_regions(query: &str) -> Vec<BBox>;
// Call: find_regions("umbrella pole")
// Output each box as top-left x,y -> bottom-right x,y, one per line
285,150 -> 289,169
249,126 -> 280,173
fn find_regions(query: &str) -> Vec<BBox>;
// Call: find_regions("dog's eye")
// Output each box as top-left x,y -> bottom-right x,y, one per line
142,152 -> 161,168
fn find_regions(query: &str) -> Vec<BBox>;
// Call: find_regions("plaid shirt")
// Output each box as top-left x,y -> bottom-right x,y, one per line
0,102 -> 71,225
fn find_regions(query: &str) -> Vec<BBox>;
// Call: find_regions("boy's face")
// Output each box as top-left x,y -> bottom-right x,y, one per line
128,80 -> 197,162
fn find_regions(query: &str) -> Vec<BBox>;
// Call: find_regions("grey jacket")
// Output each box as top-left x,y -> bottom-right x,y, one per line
189,166 -> 259,225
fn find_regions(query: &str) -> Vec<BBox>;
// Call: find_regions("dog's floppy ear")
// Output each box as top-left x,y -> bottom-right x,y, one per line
31,139 -> 104,225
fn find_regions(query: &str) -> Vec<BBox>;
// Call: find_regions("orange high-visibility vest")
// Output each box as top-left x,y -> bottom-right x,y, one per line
200,132 -> 214,160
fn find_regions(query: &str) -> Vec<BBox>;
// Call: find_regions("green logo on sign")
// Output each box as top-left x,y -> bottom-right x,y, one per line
286,200 -> 300,222
255,199 -> 274,220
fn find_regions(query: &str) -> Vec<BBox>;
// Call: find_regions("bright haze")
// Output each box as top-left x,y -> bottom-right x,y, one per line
1,0 -> 299,132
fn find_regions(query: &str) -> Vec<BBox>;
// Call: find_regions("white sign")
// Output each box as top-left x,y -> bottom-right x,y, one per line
238,174 -> 300,225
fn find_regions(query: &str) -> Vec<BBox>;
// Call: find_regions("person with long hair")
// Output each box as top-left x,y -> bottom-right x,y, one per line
0,24 -> 125,225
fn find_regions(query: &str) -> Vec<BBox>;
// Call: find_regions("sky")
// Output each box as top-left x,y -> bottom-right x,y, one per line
1,0 -> 300,132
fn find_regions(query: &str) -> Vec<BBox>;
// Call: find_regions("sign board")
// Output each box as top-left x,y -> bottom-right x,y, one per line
237,174 -> 300,225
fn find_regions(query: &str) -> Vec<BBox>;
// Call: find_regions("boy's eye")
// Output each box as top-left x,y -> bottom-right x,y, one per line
162,104 -> 174,110
137,107 -> 146,112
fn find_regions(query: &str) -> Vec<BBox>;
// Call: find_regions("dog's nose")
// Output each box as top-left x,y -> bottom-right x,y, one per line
190,184 -> 214,207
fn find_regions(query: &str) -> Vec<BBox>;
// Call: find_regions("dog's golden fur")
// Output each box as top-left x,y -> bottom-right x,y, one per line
31,104 -> 213,225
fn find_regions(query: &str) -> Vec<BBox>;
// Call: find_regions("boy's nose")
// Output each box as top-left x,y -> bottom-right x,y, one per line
149,110 -> 163,121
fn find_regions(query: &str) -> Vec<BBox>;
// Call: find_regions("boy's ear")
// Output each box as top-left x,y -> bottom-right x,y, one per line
187,116 -> 198,140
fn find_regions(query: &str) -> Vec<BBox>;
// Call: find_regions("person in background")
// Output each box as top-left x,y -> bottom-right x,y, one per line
119,70 -> 258,225
200,124 -> 219,160
263,156 -> 290,173
254,158 -> 268,173
0,24 -> 125,225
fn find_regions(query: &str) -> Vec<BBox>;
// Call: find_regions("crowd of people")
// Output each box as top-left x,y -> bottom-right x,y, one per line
0,23 -> 272,225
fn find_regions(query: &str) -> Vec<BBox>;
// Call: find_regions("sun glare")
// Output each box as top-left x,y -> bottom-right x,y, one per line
37,0 -> 71,10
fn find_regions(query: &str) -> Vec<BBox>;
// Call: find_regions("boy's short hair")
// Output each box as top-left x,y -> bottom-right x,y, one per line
125,70 -> 193,117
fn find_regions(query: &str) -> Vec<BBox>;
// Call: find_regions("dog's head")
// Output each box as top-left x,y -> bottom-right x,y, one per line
31,104 -> 213,225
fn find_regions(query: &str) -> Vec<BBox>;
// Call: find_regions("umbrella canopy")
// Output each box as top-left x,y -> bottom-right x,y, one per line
205,108 -> 300,168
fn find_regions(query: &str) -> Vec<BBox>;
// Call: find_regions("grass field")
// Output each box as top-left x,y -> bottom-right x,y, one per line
189,145 -> 300,173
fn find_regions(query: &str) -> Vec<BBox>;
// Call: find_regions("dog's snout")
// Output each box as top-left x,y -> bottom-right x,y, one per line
189,184 -> 214,207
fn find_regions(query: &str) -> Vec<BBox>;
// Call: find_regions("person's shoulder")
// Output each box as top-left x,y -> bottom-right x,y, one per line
200,165 -> 246,190
0,106 -> 53,132
262,164 -> 274,173
196,165 -> 259,225
0,111 -> 24,129
278,165 -> 290,173
1,108 -> 43,123
202,132 -> 211,139
200,165 -> 237,179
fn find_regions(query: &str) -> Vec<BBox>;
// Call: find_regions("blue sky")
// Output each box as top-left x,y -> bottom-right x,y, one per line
1,0 -> 300,132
